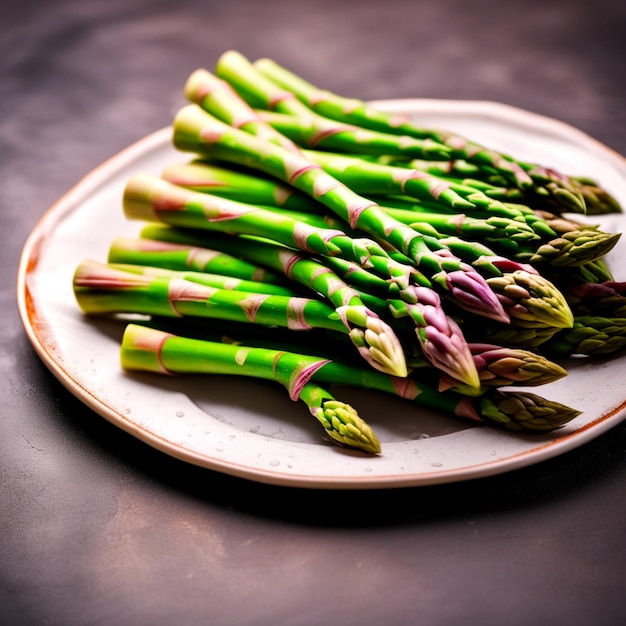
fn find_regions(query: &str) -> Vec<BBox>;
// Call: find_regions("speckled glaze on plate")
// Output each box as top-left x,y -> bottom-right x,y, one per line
17,99 -> 626,489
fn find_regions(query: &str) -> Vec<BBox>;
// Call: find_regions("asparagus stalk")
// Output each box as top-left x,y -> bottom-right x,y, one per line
147,314 -> 567,395
405,158 -> 519,193
162,160 -> 322,212
214,52 -> 454,161
108,235 -> 289,285
160,174 -> 544,290
159,167 -> 539,298
256,109 -> 452,160
137,222 -> 418,293
122,324 -> 380,453
108,232 -> 560,395
380,205 -> 542,247
406,160 -> 623,215
104,262 -> 299,297
172,105 -> 509,323
184,68 -> 300,152
74,260 -> 407,377
123,173 -> 387,266
252,54 -> 587,212
121,324 -> 581,432
195,178 -> 608,284
300,149 -> 558,239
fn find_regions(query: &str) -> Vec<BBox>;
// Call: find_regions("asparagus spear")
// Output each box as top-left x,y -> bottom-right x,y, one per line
377,197 -> 619,269
159,167 -> 539,300
213,52 -> 455,161
380,205 -> 542,247
108,231 -> 560,395
300,149 -> 557,239
543,316 -> 626,357
121,324 -> 581,432
256,109 -> 452,160
252,54 -> 587,212
73,260 -> 408,376
174,165 -> 612,279
561,281 -> 626,318
123,173 -> 387,266
485,270 -> 574,330
568,176 -> 622,215
172,105 -> 508,323
104,261 -> 297,297
406,160 -> 623,215
122,323 -> 380,453
108,235 -> 289,285
532,230 -> 621,268
159,169 -> 550,296
162,160 -> 322,212
147,315 -> 567,395
467,343 -> 568,388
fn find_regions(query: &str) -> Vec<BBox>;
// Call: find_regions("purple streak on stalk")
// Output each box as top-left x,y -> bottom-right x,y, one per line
200,126 -> 227,145
345,200 -> 380,230
285,359 -> 333,400
148,331 -> 175,375
390,376 -> 422,401
186,247 -> 224,270
236,294 -> 271,322
309,120 -> 354,148
292,221 -> 344,251
167,278 -> 217,316
74,262 -> 151,290
286,299 -> 314,330
268,90 -> 299,110
312,175 -> 343,198
286,162 -> 323,185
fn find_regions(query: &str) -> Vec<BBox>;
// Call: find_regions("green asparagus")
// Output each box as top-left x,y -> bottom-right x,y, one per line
121,324 -> 581,432
252,54 -> 588,212
73,260 -> 407,376
172,105 -> 509,323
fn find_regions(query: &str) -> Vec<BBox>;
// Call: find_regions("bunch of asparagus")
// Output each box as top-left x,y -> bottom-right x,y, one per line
72,50 -> 626,454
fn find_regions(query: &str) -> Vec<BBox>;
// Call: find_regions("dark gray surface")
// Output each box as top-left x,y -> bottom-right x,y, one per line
2,1 -> 625,624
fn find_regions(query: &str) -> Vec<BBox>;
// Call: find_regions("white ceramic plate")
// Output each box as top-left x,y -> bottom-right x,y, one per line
17,99 -> 626,489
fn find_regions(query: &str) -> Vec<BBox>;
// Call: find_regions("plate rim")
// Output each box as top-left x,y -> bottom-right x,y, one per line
16,98 -> 626,489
